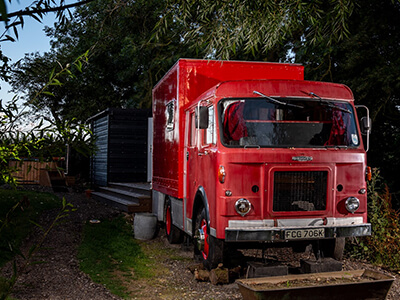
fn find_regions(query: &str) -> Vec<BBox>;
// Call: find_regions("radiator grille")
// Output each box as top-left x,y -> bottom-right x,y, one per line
273,171 -> 327,212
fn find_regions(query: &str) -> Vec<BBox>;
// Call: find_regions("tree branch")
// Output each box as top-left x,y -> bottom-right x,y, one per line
0,0 -> 95,22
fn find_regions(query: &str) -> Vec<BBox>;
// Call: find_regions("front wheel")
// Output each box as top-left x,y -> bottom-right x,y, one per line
194,207 -> 225,269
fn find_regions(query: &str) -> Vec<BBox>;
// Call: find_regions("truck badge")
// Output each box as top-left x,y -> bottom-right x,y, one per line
292,156 -> 313,162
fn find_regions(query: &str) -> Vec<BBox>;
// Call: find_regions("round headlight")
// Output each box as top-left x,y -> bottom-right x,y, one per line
345,197 -> 360,213
235,198 -> 251,216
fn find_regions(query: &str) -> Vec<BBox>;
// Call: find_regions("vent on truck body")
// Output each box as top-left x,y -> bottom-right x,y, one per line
273,171 -> 327,212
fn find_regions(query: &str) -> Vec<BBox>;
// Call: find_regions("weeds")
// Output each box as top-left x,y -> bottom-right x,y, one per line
347,168 -> 400,270
0,190 -> 73,300
0,190 -> 60,266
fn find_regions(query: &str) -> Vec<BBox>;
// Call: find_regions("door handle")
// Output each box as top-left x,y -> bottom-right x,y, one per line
198,150 -> 208,156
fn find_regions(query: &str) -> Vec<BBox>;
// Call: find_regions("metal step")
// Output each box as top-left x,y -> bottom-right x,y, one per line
92,182 -> 152,213
98,186 -> 150,202
108,182 -> 151,196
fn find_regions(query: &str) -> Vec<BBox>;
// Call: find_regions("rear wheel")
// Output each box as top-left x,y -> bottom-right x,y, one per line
194,207 -> 225,269
165,198 -> 183,244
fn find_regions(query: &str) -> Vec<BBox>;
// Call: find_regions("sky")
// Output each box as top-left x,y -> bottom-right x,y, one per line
0,1 -> 66,103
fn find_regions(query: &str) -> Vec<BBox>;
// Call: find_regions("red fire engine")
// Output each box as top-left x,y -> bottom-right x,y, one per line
151,59 -> 371,269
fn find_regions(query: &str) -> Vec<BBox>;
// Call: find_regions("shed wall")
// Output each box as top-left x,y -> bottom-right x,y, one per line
92,115 -> 109,186
91,108 -> 151,187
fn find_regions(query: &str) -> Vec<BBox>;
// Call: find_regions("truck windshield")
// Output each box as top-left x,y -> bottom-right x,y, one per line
219,98 -> 360,148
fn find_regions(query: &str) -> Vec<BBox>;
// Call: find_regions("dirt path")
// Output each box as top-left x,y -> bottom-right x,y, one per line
2,190 -> 400,299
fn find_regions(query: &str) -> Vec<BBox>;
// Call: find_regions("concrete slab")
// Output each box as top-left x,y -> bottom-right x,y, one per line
300,258 -> 342,274
246,261 -> 288,278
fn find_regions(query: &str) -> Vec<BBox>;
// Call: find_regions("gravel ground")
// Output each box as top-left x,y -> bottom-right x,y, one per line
1,189 -> 400,299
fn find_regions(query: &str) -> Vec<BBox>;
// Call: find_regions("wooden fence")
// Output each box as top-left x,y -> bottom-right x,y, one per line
9,160 -> 58,185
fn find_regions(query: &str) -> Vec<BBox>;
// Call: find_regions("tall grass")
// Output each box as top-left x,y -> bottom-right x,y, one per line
0,189 -> 62,299
0,189 -> 61,266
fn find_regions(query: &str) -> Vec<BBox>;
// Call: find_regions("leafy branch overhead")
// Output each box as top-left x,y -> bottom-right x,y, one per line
32,51 -> 89,101
156,0 -> 356,60
0,0 -> 95,42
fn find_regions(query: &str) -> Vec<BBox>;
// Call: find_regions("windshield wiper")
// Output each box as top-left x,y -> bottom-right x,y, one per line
253,91 -> 304,109
302,91 -> 352,114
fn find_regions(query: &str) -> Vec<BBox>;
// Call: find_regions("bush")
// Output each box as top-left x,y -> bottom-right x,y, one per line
347,168 -> 400,270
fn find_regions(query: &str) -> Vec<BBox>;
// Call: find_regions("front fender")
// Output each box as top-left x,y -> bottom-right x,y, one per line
192,186 -> 211,234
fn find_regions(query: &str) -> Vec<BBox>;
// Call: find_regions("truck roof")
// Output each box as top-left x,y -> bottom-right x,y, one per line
153,59 -> 305,108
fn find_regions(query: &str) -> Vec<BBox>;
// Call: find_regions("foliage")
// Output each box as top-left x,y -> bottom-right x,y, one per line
155,0 -> 356,60
0,189 -> 61,266
347,169 -> 400,271
11,0 -> 203,121
0,189 -> 70,300
0,52 -> 94,186
77,216 -> 154,298
295,0 -> 400,196
0,0 -> 94,90
0,0 -> 94,41
11,1 -> 400,194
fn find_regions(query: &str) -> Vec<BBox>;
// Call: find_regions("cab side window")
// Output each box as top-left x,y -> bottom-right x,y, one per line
204,106 -> 216,145
189,112 -> 196,147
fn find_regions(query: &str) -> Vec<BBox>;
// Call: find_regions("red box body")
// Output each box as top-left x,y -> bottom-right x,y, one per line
153,59 -> 304,198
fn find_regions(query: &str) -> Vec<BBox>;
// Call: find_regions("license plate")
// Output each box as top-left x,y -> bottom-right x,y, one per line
284,228 -> 325,240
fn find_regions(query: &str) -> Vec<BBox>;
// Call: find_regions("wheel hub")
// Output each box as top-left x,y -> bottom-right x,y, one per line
196,228 -> 205,252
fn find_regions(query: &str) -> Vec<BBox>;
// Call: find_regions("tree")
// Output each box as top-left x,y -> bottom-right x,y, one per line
0,1 -> 96,185
155,0 -> 356,61
8,0 -> 400,195
10,0 -> 359,124
10,0 -> 203,125
295,0 -> 400,197
0,1 -> 95,88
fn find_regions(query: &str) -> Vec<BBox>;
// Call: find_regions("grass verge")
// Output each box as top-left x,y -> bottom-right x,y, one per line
0,189 -> 61,267
77,216 -> 156,298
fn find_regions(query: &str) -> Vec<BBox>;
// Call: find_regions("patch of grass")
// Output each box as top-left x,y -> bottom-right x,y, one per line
0,189 -> 61,267
77,216 -> 155,298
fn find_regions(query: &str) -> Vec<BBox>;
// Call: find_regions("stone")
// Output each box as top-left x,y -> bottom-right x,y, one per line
300,258 -> 343,274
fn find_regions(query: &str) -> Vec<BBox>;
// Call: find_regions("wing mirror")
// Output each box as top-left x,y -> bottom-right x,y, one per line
360,116 -> 371,135
355,105 -> 371,152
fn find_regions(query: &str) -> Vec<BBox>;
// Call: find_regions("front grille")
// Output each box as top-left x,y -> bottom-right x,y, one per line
273,171 -> 327,212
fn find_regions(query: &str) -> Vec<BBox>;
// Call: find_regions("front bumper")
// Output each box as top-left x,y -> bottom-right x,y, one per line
225,223 -> 371,242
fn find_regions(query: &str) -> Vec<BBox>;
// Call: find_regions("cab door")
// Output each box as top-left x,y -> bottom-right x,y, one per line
184,103 -> 217,236
184,109 -> 198,235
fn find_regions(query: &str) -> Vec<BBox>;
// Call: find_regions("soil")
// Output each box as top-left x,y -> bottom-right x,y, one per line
247,276 -> 369,290
242,271 -> 383,291
2,189 -> 400,299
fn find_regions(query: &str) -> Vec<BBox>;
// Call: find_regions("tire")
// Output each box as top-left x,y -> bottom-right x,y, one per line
165,198 -> 183,244
194,207 -> 225,269
314,238 -> 345,260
